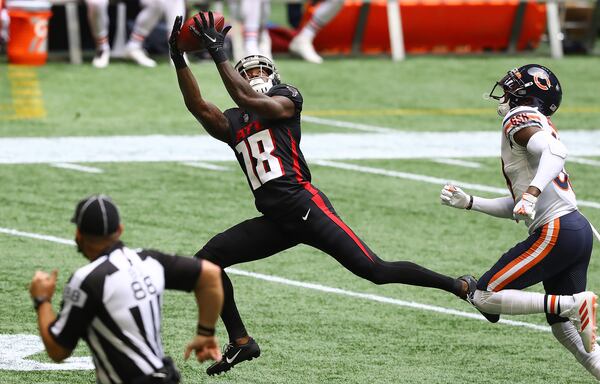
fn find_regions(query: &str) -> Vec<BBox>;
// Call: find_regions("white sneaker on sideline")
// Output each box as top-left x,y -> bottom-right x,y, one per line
561,291 -> 598,353
125,47 -> 157,68
92,49 -> 110,68
288,35 -> 323,64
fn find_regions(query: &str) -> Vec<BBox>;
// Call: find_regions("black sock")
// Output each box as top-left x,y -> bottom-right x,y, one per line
220,271 -> 249,342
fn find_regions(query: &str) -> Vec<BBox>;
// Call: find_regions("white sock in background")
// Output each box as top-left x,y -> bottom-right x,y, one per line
86,0 -> 110,50
242,0 -> 262,55
298,0 -> 343,42
127,0 -> 162,50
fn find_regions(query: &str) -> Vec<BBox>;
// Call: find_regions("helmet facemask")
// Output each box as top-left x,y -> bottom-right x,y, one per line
488,69 -> 527,117
234,55 -> 281,94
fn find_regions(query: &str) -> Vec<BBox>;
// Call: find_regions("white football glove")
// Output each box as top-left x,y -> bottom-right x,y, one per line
440,184 -> 471,209
513,192 -> 537,221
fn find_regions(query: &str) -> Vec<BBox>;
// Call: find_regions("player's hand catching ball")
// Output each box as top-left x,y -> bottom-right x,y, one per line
513,192 -> 537,221
169,16 -> 186,69
440,184 -> 472,209
190,11 -> 231,64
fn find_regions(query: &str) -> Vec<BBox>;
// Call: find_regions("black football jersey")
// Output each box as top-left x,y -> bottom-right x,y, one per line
224,84 -> 318,217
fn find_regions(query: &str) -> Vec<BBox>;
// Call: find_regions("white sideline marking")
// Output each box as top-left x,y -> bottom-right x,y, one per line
313,160 -> 600,210
0,226 -> 552,334
51,163 -> 103,174
301,115 -> 395,133
431,158 -> 482,169
181,161 -> 229,171
570,157 -> 600,167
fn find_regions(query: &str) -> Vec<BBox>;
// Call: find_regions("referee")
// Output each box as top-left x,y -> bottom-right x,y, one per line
29,194 -> 223,384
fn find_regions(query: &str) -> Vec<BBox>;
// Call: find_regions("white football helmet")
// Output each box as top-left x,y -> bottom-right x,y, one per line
234,55 -> 281,94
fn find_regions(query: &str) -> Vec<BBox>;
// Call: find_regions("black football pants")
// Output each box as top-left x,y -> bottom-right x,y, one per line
196,191 -> 460,341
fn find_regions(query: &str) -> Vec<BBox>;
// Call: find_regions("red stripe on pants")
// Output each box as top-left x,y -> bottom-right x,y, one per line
311,193 -> 374,262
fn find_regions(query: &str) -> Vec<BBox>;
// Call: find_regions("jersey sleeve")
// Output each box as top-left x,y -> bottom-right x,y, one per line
267,84 -> 303,113
49,274 -> 96,350
502,107 -> 545,145
138,249 -> 202,292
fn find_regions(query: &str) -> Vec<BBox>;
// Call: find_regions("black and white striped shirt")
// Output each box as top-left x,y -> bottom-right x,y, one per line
49,242 -> 201,384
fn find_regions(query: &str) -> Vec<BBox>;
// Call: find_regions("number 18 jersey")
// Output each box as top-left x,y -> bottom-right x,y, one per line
501,106 -> 577,233
224,84 -> 319,217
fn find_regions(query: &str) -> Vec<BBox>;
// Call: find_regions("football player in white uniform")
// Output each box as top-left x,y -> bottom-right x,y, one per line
441,64 -> 599,379
86,0 -> 185,68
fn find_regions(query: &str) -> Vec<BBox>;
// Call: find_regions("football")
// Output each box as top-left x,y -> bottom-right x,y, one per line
177,12 -> 226,53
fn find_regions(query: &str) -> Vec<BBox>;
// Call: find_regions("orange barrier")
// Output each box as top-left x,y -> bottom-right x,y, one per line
301,0 -> 547,55
7,1 -> 52,65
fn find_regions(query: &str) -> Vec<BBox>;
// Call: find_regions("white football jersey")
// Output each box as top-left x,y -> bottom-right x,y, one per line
500,106 -> 577,232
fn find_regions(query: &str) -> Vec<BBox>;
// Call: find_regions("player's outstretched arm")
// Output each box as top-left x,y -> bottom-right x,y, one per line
440,184 -> 514,219
169,17 -> 230,144
191,12 -> 295,119
185,260 -> 223,362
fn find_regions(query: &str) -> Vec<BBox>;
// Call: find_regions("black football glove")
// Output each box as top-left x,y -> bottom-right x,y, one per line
169,16 -> 187,69
190,11 -> 232,64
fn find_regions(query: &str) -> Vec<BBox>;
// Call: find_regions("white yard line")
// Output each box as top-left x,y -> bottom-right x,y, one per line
431,158 -> 482,168
569,157 -> 600,167
314,160 -> 506,194
180,161 -> 229,171
301,115 -> 395,133
314,160 -> 600,210
51,163 -> 103,174
0,227 -> 76,245
0,226 -> 551,334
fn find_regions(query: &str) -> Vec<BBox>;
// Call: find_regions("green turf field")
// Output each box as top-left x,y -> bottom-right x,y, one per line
1,55 -> 600,383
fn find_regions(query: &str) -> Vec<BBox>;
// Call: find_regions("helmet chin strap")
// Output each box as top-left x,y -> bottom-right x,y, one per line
249,78 -> 274,94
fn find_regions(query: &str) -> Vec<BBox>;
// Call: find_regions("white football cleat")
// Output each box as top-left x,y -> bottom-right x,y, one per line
92,49 -> 110,68
125,47 -> 157,68
289,35 -> 323,64
561,291 -> 598,353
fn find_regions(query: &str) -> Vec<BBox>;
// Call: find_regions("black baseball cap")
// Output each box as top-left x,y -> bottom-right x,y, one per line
71,194 -> 120,236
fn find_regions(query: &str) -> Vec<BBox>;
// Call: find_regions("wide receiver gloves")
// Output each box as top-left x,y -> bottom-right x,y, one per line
169,16 -> 187,69
512,193 -> 537,221
440,185 -> 472,210
191,12 -> 232,64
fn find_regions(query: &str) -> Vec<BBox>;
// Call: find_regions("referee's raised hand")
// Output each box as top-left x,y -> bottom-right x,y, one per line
29,269 -> 58,300
184,335 -> 221,362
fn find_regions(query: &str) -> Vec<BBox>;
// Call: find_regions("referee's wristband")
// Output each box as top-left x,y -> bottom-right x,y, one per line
196,323 -> 216,336
32,296 -> 50,311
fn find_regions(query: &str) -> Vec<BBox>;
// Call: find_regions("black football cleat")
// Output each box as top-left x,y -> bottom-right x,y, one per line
458,275 -> 500,324
206,338 -> 261,376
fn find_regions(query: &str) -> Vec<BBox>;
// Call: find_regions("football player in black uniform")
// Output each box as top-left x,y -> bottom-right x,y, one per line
169,13 -> 472,376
